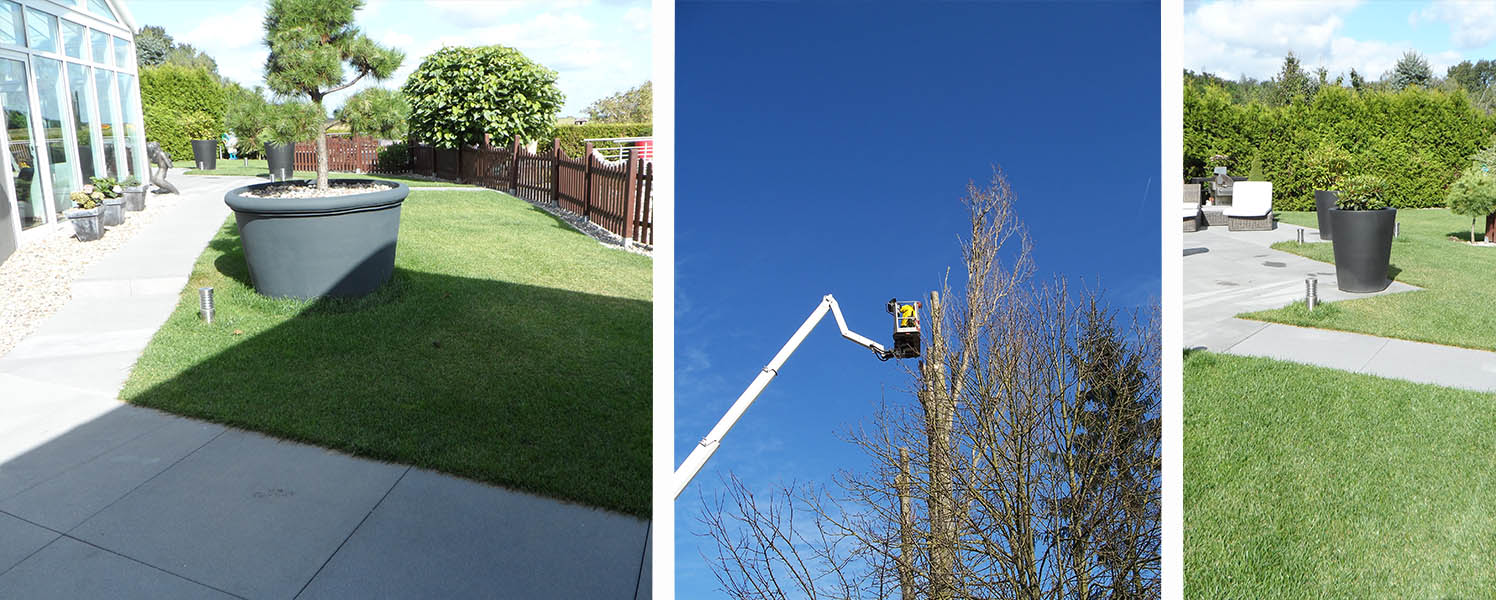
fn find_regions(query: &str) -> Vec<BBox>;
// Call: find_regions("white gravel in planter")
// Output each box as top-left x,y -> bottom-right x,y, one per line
243,182 -> 396,198
0,192 -> 186,358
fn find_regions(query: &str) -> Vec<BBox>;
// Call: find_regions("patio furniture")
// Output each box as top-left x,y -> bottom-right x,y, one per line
1183,203 -> 1201,232
1225,181 -> 1273,231
1183,182 -> 1203,206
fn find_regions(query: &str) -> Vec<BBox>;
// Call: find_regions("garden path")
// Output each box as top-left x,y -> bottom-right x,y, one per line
1185,221 -> 1496,393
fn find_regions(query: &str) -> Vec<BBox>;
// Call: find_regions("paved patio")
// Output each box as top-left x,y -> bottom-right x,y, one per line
1185,219 -> 1496,392
0,172 -> 652,599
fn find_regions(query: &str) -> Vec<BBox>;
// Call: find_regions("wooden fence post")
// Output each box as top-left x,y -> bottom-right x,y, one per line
550,138 -> 562,206
509,135 -> 521,193
581,142 -> 594,220
622,154 -> 638,243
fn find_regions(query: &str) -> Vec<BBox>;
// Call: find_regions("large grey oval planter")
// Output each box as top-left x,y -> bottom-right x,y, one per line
190,139 -> 217,170
101,196 -> 125,226
1313,190 -> 1338,240
224,179 -> 407,299
264,142 -> 294,181
1330,207 -> 1396,293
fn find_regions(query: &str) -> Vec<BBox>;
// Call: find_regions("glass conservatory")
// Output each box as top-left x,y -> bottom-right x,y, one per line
0,0 -> 144,265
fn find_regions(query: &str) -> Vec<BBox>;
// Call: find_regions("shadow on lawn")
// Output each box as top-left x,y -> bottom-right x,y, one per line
132,230 -> 652,516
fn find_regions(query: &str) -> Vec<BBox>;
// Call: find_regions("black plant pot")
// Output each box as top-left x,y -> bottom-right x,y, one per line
1330,207 -> 1396,293
224,179 -> 408,299
1313,190 -> 1338,240
264,142 -> 294,181
190,139 -> 217,170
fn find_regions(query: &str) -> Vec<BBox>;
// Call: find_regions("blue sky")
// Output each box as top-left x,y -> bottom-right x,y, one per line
1184,0 -> 1496,81
123,0 -> 650,114
674,2 -> 1159,596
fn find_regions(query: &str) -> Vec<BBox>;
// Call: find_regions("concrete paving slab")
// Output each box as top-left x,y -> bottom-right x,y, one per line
0,403 -> 171,500
5,328 -> 163,360
0,417 -> 223,531
1360,338 -> 1496,393
298,468 -> 649,600
0,536 -> 237,600
1226,323 -> 1390,373
70,429 -> 406,600
24,294 -> 178,337
0,351 -> 142,396
637,525 -> 651,600
0,511 -> 59,575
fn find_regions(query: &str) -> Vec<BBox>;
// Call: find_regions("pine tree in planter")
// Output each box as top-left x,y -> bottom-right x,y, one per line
221,0 -> 414,299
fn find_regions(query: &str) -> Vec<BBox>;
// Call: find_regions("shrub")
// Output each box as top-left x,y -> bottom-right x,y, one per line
1337,174 -> 1389,210
403,45 -> 564,149
374,142 -> 408,172
139,64 -> 225,160
1447,166 -> 1496,241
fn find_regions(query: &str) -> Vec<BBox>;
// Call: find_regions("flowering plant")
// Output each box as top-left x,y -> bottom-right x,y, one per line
70,189 -> 99,209
88,176 -> 122,199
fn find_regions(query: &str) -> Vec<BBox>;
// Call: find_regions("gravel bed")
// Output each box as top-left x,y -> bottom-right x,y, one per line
0,192 -> 186,358
524,197 -> 653,257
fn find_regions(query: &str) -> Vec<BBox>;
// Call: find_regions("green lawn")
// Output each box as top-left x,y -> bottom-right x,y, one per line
1186,351 -> 1496,598
1244,208 -> 1496,351
175,158 -> 470,188
121,189 -> 651,516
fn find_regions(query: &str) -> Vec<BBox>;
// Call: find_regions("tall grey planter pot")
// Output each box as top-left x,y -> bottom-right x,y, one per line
1313,190 -> 1338,240
190,139 -> 217,170
123,186 -> 147,211
1330,207 -> 1396,293
101,196 -> 125,226
264,142 -> 294,181
224,179 -> 408,299
65,207 -> 102,241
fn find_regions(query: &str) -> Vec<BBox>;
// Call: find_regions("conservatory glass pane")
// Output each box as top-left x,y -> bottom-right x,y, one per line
0,2 -> 22,47
118,71 -> 141,178
93,68 -> 117,176
0,57 -> 38,229
34,57 -> 75,218
67,62 -> 97,180
90,30 -> 108,66
25,8 -> 56,53
60,20 -> 82,58
113,36 -> 128,68
86,0 -> 116,23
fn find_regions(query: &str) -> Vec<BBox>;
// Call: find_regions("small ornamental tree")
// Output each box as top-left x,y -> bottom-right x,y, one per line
262,0 -> 404,189
402,45 -> 564,149
1447,167 -> 1496,243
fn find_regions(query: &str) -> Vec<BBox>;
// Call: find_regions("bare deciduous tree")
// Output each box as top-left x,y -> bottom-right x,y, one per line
697,169 -> 1161,600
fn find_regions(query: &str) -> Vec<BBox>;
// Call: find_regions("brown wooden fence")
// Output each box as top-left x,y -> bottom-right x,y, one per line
293,134 -> 387,173
405,137 -> 654,246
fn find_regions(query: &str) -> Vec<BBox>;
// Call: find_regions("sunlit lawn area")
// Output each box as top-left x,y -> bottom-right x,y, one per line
120,189 -> 651,516
1185,351 -> 1496,598
174,158 -> 471,188
1243,208 -> 1496,351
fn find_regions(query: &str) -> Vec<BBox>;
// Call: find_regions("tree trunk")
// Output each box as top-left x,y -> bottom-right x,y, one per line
922,290 -> 956,600
315,125 -> 330,189
897,447 -> 916,600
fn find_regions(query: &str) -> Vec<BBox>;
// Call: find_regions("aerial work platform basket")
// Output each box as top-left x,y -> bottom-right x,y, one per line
887,298 -> 922,359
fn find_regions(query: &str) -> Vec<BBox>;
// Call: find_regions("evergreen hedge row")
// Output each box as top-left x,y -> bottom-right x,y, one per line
1184,84 -> 1496,210
140,64 -> 226,161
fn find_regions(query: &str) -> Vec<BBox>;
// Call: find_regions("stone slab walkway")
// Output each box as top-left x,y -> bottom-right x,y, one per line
0,172 -> 651,599
1185,220 -> 1496,393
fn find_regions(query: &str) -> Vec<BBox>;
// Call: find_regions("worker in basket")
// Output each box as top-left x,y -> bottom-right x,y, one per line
886,298 -> 922,359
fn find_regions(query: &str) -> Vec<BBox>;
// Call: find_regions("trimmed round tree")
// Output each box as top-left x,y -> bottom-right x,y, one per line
1448,166 -> 1496,243
262,0 -> 403,189
402,45 -> 564,149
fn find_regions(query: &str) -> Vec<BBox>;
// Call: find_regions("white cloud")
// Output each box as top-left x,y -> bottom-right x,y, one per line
176,1 -> 269,87
623,6 -> 649,33
1413,0 -> 1496,50
424,0 -> 519,24
1183,0 -> 1461,83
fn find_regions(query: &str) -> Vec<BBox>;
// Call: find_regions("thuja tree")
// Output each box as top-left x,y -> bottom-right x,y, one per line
262,0 -> 404,189
403,45 -> 564,149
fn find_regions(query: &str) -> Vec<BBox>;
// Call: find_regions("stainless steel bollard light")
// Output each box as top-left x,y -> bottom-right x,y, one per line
1395,222 -> 1400,237
199,287 -> 215,323
1306,276 -> 1318,311
1296,229 -> 1304,244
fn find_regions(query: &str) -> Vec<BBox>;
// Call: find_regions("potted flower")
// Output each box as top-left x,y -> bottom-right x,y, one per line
1330,174 -> 1396,292
121,175 -> 146,211
90,176 -> 125,226
223,0 -> 409,299
65,189 -> 103,241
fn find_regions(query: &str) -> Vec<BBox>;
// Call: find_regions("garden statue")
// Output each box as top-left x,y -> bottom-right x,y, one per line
148,142 -> 178,194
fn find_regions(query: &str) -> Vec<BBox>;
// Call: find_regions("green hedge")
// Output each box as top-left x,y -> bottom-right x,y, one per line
553,123 -> 651,159
140,64 -> 226,161
1184,84 -> 1496,210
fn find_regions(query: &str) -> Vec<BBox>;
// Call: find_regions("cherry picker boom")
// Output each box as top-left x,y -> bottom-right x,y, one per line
673,294 -> 922,499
